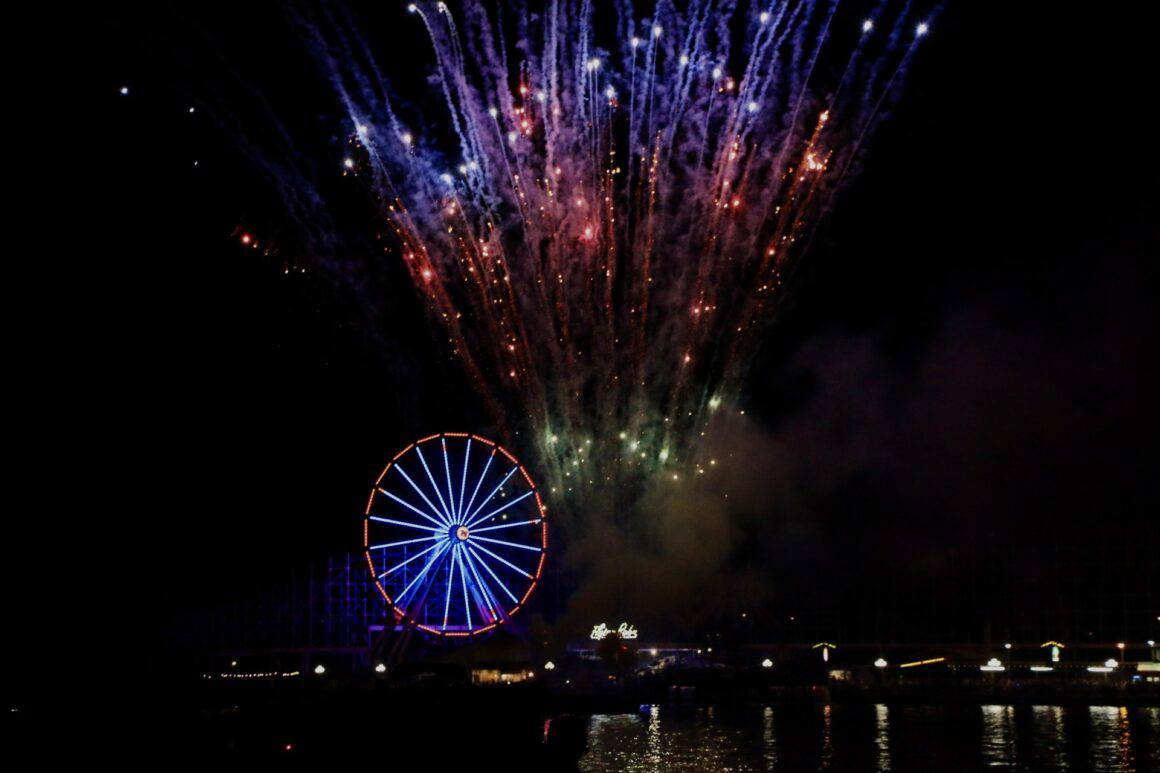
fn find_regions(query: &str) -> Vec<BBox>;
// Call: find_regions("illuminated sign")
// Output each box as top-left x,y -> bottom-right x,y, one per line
590,622 -> 638,640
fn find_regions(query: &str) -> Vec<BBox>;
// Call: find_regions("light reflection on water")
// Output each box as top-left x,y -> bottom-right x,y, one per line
761,705 -> 776,770
579,704 -> 1160,772
980,704 -> 1016,766
874,703 -> 890,772
1088,705 -> 1138,772
1030,705 -> 1067,769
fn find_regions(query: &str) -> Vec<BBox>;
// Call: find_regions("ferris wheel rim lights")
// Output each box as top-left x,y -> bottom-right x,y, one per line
363,432 -> 547,637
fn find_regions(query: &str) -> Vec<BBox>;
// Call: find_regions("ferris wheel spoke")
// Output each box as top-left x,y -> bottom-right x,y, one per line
367,434 -> 544,637
441,438 -> 458,523
470,517 -> 543,534
369,534 -> 443,550
459,449 -> 495,525
377,487 -> 449,530
469,541 -> 534,579
395,540 -> 452,606
464,464 -> 520,525
472,534 -> 543,553
457,546 -> 473,631
380,538 -> 446,577
457,438 -> 472,523
368,516 -> 444,532
465,488 -> 536,529
462,545 -> 499,619
415,446 -> 455,524
442,544 -> 457,630
390,466 -> 453,527
466,544 -> 520,604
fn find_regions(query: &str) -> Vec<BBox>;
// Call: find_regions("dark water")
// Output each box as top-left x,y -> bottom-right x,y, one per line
580,704 -> 1160,771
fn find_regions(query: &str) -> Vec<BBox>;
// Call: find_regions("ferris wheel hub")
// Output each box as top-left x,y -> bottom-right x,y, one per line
455,525 -> 470,541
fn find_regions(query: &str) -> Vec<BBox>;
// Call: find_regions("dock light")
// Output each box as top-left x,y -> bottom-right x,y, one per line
1088,666 -> 1113,673
761,658 -> 773,668
1105,659 -> 1118,669
1004,643 -> 1012,650
314,664 -> 326,675
544,661 -> 556,671
874,658 -> 888,668
374,663 -> 386,673
1030,666 -> 1053,672
980,658 -> 1005,672
230,660 -> 237,667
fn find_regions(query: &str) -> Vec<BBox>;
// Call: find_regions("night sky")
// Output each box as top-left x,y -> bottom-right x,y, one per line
39,2 -> 1154,673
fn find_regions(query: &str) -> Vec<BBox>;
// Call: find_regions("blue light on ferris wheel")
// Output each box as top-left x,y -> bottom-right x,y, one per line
364,433 -> 547,636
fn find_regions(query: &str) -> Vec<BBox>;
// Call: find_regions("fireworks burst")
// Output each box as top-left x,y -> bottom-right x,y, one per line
285,0 -> 932,527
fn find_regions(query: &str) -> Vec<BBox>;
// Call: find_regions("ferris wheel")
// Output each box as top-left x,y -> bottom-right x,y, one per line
363,432 -> 547,637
